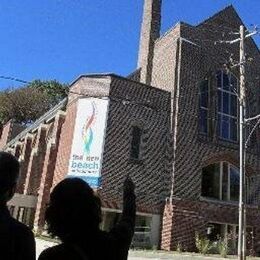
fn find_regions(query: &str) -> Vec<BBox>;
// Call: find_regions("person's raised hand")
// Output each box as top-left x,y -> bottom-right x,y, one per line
123,176 -> 135,196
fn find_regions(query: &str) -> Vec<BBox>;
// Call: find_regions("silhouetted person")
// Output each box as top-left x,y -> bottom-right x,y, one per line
39,177 -> 136,260
0,151 -> 36,260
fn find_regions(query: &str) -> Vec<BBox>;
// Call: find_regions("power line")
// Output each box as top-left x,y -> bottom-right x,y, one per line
0,72 -> 258,126
0,75 -> 30,84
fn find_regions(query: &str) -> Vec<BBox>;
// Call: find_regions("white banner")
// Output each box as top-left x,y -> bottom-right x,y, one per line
67,98 -> 109,188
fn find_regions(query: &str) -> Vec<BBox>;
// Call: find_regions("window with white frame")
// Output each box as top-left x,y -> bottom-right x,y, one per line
217,71 -> 238,142
199,79 -> 209,134
201,162 -> 240,201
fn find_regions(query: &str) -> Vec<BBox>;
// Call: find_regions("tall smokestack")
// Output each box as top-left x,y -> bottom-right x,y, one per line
137,0 -> 162,85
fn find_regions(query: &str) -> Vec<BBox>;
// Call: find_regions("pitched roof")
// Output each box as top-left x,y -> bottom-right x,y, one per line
197,5 -> 242,28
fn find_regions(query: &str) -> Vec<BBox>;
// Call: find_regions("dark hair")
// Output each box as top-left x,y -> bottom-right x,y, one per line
0,152 -> 20,200
45,178 -> 102,242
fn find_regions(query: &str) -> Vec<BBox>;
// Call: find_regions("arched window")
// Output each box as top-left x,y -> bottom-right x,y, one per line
201,162 -> 239,201
217,71 -> 238,142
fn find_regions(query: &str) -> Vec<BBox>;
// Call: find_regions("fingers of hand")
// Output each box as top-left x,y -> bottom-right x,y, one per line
124,177 -> 135,191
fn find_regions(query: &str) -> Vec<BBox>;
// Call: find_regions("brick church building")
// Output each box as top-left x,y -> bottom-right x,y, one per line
1,0 -> 260,254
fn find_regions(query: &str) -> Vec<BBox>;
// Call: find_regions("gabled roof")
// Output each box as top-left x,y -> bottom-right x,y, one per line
197,5 -> 242,27
158,5 -> 243,43
197,5 -> 259,55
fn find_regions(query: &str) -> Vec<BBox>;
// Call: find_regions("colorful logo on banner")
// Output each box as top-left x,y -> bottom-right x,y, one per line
82,102 -> 96,154
67,98 -> 109,188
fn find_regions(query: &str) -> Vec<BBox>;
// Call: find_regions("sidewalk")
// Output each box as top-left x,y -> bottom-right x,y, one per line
130,250 -> 235,260
36,238 -> 259,260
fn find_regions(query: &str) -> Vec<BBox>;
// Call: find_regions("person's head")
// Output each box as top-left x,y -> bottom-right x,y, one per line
0,152 -> 20,204
45,177 -> 102,242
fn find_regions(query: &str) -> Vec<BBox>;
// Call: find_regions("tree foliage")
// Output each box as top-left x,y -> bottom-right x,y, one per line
0,80 -> 68,125
27,80 -> 69,107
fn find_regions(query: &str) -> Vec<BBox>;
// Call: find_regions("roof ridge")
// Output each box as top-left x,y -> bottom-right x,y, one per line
197,4 -> 236,27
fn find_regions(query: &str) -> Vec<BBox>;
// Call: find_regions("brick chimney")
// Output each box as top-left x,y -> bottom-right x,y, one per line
137,0 -> 162,85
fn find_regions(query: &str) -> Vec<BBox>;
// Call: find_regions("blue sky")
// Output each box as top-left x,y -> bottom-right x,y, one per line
0,0 -> 259,90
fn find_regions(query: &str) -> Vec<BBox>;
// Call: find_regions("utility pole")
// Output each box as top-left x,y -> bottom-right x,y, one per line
238,24 -> 246,260
219,24 -> 259,260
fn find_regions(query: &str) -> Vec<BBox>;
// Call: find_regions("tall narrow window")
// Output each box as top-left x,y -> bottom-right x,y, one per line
201,163 -> 220,199
17,207 -> 25,222
130,126 -> 142,160
229,165 -> 240,201
217,71 -> 238,142
199,79 -> 209,134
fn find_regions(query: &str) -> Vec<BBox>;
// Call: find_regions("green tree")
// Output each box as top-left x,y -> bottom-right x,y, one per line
28,79 -> 68,106
0,80 -> 68,125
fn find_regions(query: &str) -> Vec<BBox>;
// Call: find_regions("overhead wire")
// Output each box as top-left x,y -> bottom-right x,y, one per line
0,75 -> 30,85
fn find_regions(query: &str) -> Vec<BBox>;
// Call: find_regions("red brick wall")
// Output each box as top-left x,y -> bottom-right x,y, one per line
151,6 -> 260,253
138,0 -> 162,85
34,112 -> 65,232
53,75 -> 171,215
99,77 -> 171,213
0,120 -> 25,150
161,199 -> 260,253
24,125 -> 48,196
52,101 -> 77,189
17,135 -> 33,193
0,120 -> 12,150
151,23 -> 180,92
